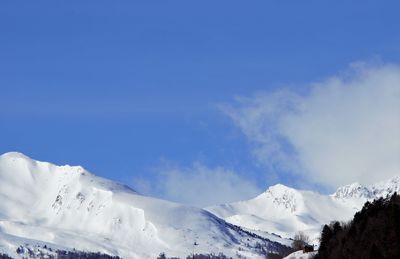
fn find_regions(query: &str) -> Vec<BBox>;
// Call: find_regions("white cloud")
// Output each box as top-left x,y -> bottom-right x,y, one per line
136,162 -> 261,208
222,63 -> 400,188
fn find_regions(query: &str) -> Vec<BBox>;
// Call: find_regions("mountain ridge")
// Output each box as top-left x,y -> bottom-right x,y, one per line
0,152 -> 290,258
1,151 -> 398,258
207,175 -> 400,244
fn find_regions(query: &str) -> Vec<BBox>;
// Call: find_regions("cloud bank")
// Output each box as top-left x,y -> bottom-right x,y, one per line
136,162 -> 261,208
223,63 -> 400,188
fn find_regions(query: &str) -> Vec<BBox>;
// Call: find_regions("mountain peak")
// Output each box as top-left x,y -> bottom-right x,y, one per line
0,151 -> 88,173
370,176 -> 400,197
258,183 -> 302,213
266,183 -> 296,194
333,182 -> 373,199
374,176 -> 400,187
333,176 -> 400,200
0,151 -> 31,160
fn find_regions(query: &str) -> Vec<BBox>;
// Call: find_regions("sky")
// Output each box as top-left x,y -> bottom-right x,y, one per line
1,1 -> 400,207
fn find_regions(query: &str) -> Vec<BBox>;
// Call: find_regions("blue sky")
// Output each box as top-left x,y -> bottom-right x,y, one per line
1,1 -> 400,206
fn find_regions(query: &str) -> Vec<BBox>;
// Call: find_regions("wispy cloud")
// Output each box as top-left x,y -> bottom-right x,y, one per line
222,62 -> 400,188
135,161 -> 261,207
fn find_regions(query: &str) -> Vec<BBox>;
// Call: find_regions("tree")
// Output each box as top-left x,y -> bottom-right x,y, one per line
316,224 -> 333,258
315,193 -> 400,259
292,231 -> 310,250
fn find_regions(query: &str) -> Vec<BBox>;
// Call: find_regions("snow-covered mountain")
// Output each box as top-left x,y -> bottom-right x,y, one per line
0,152 -> 290,258
207,176 -> 400,244
2,151 -> 398,258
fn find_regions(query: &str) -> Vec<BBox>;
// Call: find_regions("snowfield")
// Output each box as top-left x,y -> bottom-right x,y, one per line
0,152 -> 289,258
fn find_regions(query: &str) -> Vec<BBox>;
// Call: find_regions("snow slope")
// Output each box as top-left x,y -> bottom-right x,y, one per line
207,177 -> 400,243
283,250 -> 316,259
0,152 -> 289,258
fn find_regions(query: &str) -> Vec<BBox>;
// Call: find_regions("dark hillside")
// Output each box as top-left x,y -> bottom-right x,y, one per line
315,193 -> 400,259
